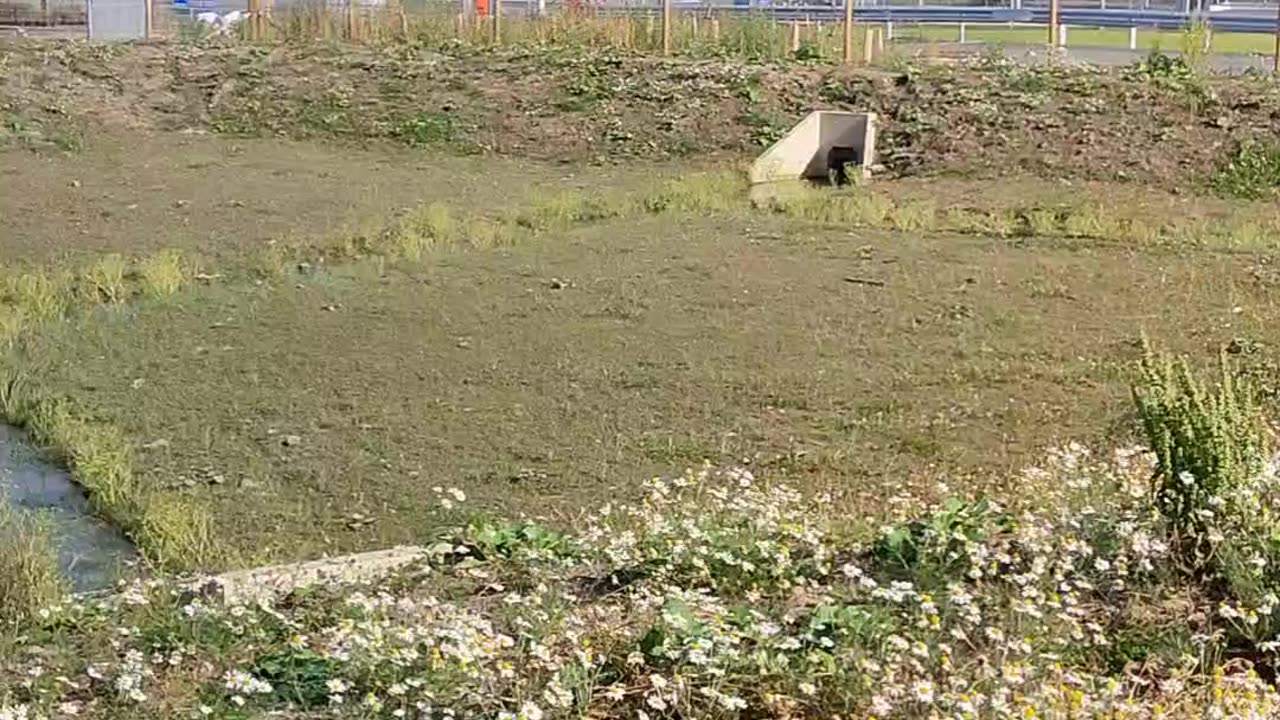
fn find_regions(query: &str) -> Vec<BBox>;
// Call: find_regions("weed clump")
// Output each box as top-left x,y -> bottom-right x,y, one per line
1214,141 -> 1280,200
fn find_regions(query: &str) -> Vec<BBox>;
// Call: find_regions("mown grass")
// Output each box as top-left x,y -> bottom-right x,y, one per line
0,171 -> 1277,570
17,192 -> 1280,567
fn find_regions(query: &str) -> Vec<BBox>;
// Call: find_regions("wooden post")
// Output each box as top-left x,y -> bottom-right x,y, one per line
711,14 -> 719,43
691,12 -> 697,40
790,19 -> 799,53
346,0 -> 356,39
1274,0 -> 1280,75
662,0 -> 672,55
144,0 -> 152,38
493,0 -> 501,44
1048,0 -> 1060,46
862,22 -> 873,62
842,0 -> 853,64
875,25 -> 883,53
250,0 -> 264,40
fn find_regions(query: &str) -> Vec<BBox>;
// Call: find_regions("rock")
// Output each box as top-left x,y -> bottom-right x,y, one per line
281,434 -> 302,447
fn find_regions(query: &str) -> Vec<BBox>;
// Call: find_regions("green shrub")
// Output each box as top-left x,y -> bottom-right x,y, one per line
1132,340 -> 1268,562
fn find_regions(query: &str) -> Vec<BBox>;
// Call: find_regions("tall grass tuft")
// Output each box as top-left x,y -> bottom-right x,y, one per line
138,250 -> 187,299
136,493 -> 218,571
23,399 -> 138,516
396,202 -> 456,259
0,305 -> 28,348
0,502 -> 66,626
9,271 -> 70,322
81,253 -> 129,303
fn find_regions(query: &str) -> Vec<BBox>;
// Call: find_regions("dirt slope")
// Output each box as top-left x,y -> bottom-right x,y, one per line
4,40 -> 1280,188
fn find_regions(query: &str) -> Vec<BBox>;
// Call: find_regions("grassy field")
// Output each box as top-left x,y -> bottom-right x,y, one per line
7,170 -> 1280,568
909,23 -> 1278,54
7,38 -> 1280,719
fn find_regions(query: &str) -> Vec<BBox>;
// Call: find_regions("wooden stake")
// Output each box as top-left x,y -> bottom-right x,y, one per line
662,0 -> 672,55
691,12 -> 697,40
1274,0 -> 1280,75
711,14 -> 719,43
493,0 -> 501,44
346,0 -> 356,39
144,0 -> 152,38
876,24 -> 884,53
1048,0 -> 1060,46
790,19 -> 799,53
842,0 -> 853,64
862,22 -> 873,62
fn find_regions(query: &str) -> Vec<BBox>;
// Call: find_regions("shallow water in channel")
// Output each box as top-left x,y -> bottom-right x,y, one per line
0,424 -> 137,592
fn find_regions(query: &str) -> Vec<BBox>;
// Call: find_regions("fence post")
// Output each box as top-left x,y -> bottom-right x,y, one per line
1058,23 -> 1066,46
958,21 -> 966,42
839,0 -> 849,62
493,0 -> 501,44
885,20 -> 892,40
1129,25 -> 1136,49
790,19 -> 800,52
1274,0 -> 1279,75
862,23 -> 873,61
711,13 -> 720,42
1048,0 -> 1059,45
662,0 -> 672,54
144,0 -> 152,38
876,24 -> 884,52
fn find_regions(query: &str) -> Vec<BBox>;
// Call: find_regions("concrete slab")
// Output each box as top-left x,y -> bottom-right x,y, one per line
191,545 -> 429,604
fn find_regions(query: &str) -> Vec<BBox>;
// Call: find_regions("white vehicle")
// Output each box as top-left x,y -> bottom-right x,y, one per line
194,10 -> 247,33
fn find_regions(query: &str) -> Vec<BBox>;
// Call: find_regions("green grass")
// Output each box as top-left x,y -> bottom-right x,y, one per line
910,23 -> 1278,54
0,501 -> 66,627
12,199 -> 1280,568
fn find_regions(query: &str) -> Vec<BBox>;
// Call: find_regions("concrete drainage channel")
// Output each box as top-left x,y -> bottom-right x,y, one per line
0,424 -> 138,592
